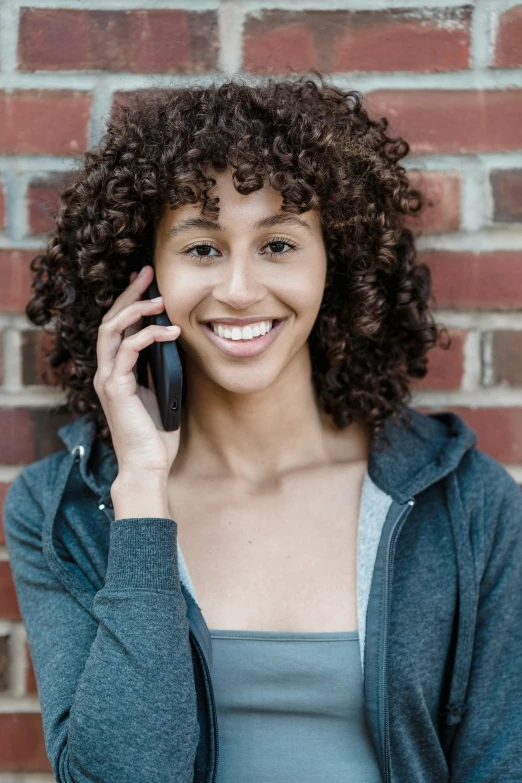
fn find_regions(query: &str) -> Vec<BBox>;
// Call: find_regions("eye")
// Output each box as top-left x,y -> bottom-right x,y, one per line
262,237 -> 298,257
183,241 -> 218,259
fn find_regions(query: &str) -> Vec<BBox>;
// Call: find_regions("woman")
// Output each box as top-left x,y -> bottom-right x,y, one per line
4,72 -> 522,782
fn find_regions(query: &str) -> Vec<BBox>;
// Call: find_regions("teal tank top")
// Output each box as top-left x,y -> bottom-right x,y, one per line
208,628 -> 383,782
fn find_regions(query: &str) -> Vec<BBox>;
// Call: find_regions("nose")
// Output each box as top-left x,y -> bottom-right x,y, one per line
212,255 -> 266,311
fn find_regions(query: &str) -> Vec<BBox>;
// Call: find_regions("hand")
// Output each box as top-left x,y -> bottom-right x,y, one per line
93,264 -> 182,478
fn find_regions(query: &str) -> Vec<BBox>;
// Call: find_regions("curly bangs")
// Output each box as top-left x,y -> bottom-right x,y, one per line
25,70 -> 450,450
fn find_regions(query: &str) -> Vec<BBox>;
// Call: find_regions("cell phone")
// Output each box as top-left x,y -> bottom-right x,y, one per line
137,265 -> 183,432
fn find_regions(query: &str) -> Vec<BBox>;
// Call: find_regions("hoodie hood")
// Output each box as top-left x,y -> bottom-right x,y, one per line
367,405 -> 477,502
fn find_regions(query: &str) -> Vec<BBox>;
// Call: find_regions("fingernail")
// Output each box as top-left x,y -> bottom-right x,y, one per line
166,325 -> 180,331
151,295 -> 163,302
138,266 -> 148,277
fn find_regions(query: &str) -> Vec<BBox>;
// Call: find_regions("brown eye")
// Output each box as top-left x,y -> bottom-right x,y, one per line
263,238 -> 298,257
183,242 -> 218,259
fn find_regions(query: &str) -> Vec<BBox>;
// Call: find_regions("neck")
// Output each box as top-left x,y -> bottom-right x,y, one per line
171,347 -> 370,486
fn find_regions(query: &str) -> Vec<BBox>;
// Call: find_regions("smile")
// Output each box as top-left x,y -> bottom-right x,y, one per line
202,319 -> 286,358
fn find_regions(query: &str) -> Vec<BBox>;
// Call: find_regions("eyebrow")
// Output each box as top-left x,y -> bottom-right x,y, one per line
165,211 -> 313,238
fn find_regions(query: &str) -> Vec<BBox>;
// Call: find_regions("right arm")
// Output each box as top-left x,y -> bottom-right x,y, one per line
3,463 -> 199,783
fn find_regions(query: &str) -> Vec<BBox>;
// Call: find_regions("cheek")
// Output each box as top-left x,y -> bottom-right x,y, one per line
277,269 -> 326,321
162,273 -> 203,324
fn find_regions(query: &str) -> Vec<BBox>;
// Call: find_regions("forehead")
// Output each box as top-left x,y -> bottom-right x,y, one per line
159,169 -> 321,235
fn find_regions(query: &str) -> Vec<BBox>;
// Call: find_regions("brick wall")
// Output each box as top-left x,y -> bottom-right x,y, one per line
0,0 -> 521,778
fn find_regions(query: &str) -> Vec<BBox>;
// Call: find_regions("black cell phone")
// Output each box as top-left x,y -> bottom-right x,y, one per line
138,266 -> 183,432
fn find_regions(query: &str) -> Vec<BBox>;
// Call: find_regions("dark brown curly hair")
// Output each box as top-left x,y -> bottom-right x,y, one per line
26,70 -> 450,451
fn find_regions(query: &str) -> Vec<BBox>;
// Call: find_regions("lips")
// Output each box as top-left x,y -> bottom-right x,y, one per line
202,317 -> 286,358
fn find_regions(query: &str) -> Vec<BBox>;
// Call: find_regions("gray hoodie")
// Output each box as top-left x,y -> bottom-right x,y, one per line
3,404 -> 522,782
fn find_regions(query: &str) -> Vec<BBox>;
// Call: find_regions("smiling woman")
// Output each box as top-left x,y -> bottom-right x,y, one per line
23,70 -> 443,448
4,70 -> 522,783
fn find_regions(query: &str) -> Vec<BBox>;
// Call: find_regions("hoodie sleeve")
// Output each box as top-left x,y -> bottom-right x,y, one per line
3,461 -> 200,783
448,458 -> 522,781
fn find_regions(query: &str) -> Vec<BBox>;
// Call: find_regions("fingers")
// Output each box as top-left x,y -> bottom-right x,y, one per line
111,322 -> 180,380
101,264 -> 154,325
96,297 -> 172,378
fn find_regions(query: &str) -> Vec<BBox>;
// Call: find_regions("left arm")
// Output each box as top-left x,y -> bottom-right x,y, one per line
449,460 -> 522,781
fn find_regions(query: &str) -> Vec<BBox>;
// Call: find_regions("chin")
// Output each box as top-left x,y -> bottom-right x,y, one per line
204,362 -> 284,396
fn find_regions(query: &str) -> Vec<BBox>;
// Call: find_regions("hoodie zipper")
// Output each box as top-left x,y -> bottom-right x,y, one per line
189,629 -> 219,783
383,498 -> 415,783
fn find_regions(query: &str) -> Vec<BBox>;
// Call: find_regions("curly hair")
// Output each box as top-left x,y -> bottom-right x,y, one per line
26,69 -> 450,452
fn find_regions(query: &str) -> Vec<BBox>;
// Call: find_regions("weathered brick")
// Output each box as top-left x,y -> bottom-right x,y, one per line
27,172 -> 77,235
422,407 -> 522,464
0,482 -> 8,545
0,408 -> 68,464
491,169 -> 522,223
18,8 -> 218,73
423,251 -> 522,310
0,90 -> 91,154
0,562 -> 20,622
21,330 -> 60,386
364,90 -> 522,153
0,713 -> 51,772
492,5 -> 522,68
0,409 -> 34,465
0,635 -> 8,691
411,328 -> 466,391
0,249 -> 41,314
243,7 -> 471,73
405,171 -> 461,233
111,87 -> 171,120
490,331 -> 522,386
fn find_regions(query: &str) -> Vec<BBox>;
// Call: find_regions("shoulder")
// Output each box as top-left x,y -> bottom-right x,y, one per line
452,443 -> 522,582
457,443 -> 521,515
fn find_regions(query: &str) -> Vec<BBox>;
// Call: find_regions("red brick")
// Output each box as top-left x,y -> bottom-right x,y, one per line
364,90 -> 522,154
243,7 -> 471,73
0,90 -> 91,154
421,407 -> 522,464
0,326 -> 3,385
27,172 -> 77,235
21,329 -> 60,386
411,328 -> 465,391
490,331 -> 522,386
111,87 -> 172,120
0,249 -> 40,314
0,409 -> 33,464
0,562 -> 20,622
493,6 -> 522,68
0,181 -> 5,230
0,635 -> 7,691
491,169 -> 522,223
423,250 -> 522,310
0,713 -> 51,772
405,171 -> 461,233
0,482 -> 8,545
0,408 -> 69,465
18,8 -> 218,73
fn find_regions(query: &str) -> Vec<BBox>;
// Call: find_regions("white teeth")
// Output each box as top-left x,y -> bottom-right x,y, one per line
211,321 -> 274,341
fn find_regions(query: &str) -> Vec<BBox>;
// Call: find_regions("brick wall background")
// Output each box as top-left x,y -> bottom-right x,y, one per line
0,0 -> 521,777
